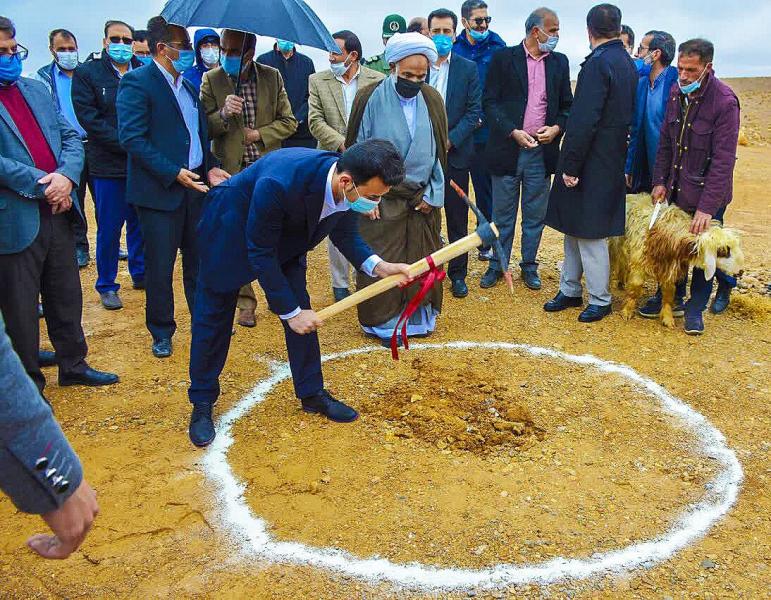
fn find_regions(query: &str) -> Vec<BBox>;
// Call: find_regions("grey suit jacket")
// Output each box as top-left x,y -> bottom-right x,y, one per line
0,313 -> 83,514
0,77 -> 84,255
308,66 -> 384,151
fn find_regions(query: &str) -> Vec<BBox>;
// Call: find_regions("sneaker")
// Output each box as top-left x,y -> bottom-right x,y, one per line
684,312 -> 705,335
638,295 -> 685,318
478,248 -> 494,261
100,291 -> 123,310
710,285 -> 731,315
480,268 -> 502,289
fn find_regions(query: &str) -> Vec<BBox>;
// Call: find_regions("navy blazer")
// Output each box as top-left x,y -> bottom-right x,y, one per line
428,54 -> 482,171
0,78 -> 84,255
197,148 -> 373,316
116,61 -> 213,212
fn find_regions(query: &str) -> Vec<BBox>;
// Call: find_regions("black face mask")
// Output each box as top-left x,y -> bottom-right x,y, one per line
395,76 -> 423,99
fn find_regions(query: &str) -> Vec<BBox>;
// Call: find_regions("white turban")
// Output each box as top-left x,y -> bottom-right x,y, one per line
384,32 -> 438,66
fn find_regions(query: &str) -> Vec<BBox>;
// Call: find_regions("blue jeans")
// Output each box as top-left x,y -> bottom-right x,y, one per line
489,146 -> 549,274
92,177 -> 144,294
470,143 -> 493,248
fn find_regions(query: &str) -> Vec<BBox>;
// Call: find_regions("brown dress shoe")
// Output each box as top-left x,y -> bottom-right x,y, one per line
237,308 -> 256,328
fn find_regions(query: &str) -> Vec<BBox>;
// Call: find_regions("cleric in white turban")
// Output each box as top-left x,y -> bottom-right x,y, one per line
343,31 -> 448,346
384,31 -> 439,66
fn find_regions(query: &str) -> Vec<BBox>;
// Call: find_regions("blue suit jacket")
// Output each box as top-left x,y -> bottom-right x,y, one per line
428,54 -> 482,171
116,61 -> 213,212
0,78 -> 84,254
197,148 -> 373,315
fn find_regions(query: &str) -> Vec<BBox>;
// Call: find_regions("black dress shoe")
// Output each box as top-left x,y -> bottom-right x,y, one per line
578,304 -> 612,323
301,390 -> 359,423
189,403 -> 216,447
152,338 -> 173,358
59,367 -> 119,387
480,268 -> 502,289
521,270 -> 542,290
544,292 -> 583,312
100,291 -> 123,310
76,247 -> 90,269
710,286 -> 731,315
39,349 -> 57,368
451,279 -> 469,298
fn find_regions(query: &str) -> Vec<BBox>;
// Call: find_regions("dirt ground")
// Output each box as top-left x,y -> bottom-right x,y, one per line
0,78 -> 769,599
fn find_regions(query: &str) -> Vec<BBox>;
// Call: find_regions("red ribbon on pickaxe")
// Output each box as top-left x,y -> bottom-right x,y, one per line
390,255 -> 446,360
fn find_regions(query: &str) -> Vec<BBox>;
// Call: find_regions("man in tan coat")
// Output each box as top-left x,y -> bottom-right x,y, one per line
201,29 -> 297,326
308,30 -> 384,301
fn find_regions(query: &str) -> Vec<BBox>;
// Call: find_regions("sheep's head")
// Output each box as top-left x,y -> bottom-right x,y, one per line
694,225 -> 745,280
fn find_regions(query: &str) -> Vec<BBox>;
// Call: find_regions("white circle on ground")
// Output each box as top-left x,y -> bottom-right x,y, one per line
203,342 -> 743,590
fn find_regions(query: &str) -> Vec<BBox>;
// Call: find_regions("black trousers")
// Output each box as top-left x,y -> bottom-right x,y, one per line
0,208 -> 88,393
443,164 -> 471,281
135,189 -> 204,342
72,151 -> 93,253
282,137 -> 317,149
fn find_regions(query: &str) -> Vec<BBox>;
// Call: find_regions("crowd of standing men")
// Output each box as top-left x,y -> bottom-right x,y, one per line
0,1 -> 741,558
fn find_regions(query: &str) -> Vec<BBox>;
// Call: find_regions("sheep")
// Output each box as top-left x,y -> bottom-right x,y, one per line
609,193 -> 745,328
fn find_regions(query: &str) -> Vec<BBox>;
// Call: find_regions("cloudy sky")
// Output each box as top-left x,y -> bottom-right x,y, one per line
12,0 -> 771,78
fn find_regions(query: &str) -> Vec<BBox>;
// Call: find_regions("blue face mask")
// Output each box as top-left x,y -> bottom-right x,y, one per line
170,49 -> 195,73
432,34 -> 453,57
277,40 -> 295,53
55,51 -> 79,71
634,57 -> 652,77
467,27 -> 489,42
0,53 -> 22,85
537,29 -> 558,53
346,182 -> 380,214
107,42 -> 133,64
330,56 -> 352,77
135,55 -> 153,66
679,65 -> 708,95
220,54 -> 242,77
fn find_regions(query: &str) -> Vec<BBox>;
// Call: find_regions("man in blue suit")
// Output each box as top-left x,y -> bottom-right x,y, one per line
117,16 -> 230,358
0,16 -> 118,395
187,140 -> 411,447
426,8 -> 482,298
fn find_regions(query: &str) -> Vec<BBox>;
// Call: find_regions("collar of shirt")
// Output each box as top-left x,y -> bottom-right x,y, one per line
154,59 -> 184,89
335,63 -> 361,85
431,52 -> 452,68
320,161 -> 351,221
522,40 -> 548,61
110,59 -> 132,78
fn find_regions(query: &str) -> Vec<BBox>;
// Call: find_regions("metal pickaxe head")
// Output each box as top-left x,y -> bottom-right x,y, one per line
449,180 -> 514,294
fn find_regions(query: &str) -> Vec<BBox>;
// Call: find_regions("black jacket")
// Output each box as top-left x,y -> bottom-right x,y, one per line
545,39 -> 637,239
72,54 -> 143,178
483,43 -> 572,177
257,47 -> 315,142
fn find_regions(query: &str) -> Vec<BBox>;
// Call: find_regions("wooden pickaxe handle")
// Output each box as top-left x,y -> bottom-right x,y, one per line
316,224 -> 499,321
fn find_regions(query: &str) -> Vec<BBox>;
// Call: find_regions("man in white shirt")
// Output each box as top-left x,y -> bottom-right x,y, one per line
308,30 -> 385,302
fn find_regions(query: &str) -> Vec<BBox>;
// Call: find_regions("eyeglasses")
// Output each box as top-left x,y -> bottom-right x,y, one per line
165,41 -> 194,51
637,45 -> 650,53
0,44 -> 29,60
467,16 -> 492,26
108,36 -> 134,45
134,51 -> 151,57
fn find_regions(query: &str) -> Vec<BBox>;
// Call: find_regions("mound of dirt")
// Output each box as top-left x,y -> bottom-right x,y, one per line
370,357 -> 545,454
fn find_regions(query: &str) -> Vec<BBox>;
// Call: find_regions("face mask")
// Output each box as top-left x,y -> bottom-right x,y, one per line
537,29 -> 558,53
432,34 -> 453,57
345,183 -> 380,214
679,65 -> 708,95
277,40 -> 295,53
220,54 -> 242,77
169,49 -> 195,73
467,27 -> 489,42
643,51 -> 655,66
135,55 -> 153,66
395,75 -> 423,99
330,56 -> 352,77
107,42 -> 133,64
55,51 -> 78,71
0,54 -> 22,85
200,47 -> 220,67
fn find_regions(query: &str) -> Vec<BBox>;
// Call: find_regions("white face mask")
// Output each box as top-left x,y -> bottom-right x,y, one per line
55,50 -> 79,71
200,47 -> 220,67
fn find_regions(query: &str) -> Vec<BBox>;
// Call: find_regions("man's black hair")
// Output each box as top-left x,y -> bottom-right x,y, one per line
0,16 -> 15,38
461,0 -> 488,20
134,29 -> 149,44
49,28 -> 77,46
104,20 -> 134,38
428,9 -> 458,31
338,139 -> 405,187
649,30 -> 676,66
146,16 -> 175,56
679,38 -> 714,64
620,24 -> 634,47
586,4 -> 622,39
332,30 -> 362,59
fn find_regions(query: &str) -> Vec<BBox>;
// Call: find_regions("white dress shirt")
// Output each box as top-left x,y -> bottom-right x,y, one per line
398,94 -> 418,139
280,162 -> 382,320
336,65 -> 361,120
429,53 -> 451,103
154,60 -> 203,170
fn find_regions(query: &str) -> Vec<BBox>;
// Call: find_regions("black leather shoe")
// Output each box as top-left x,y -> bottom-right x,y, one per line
189,403 -> 216,447
152,338 -> 173,358
39,350 -> 56,368
480,268 -> 502,289
76,247 -> 90,269
544,292 -> 583,312
451,279 -> 469,298
118,248 -> 128,261
521,270 -> 542,290
710,286 -> 731,315
333,287 -> 350,302
100,291 -> 123,310
59,367 -> 119,387
301,390 -> 359,423
578,304 -> 612,323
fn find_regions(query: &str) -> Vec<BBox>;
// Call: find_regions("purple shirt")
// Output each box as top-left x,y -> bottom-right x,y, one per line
521,42 -> 548,136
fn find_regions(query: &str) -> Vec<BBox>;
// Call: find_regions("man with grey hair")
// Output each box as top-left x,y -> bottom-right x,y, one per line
625,30 -> 678,193
482,7 -> 572,291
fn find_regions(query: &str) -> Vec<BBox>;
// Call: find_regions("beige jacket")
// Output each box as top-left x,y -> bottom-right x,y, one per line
308,65 -> 384,152
201,62 -> 297,174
